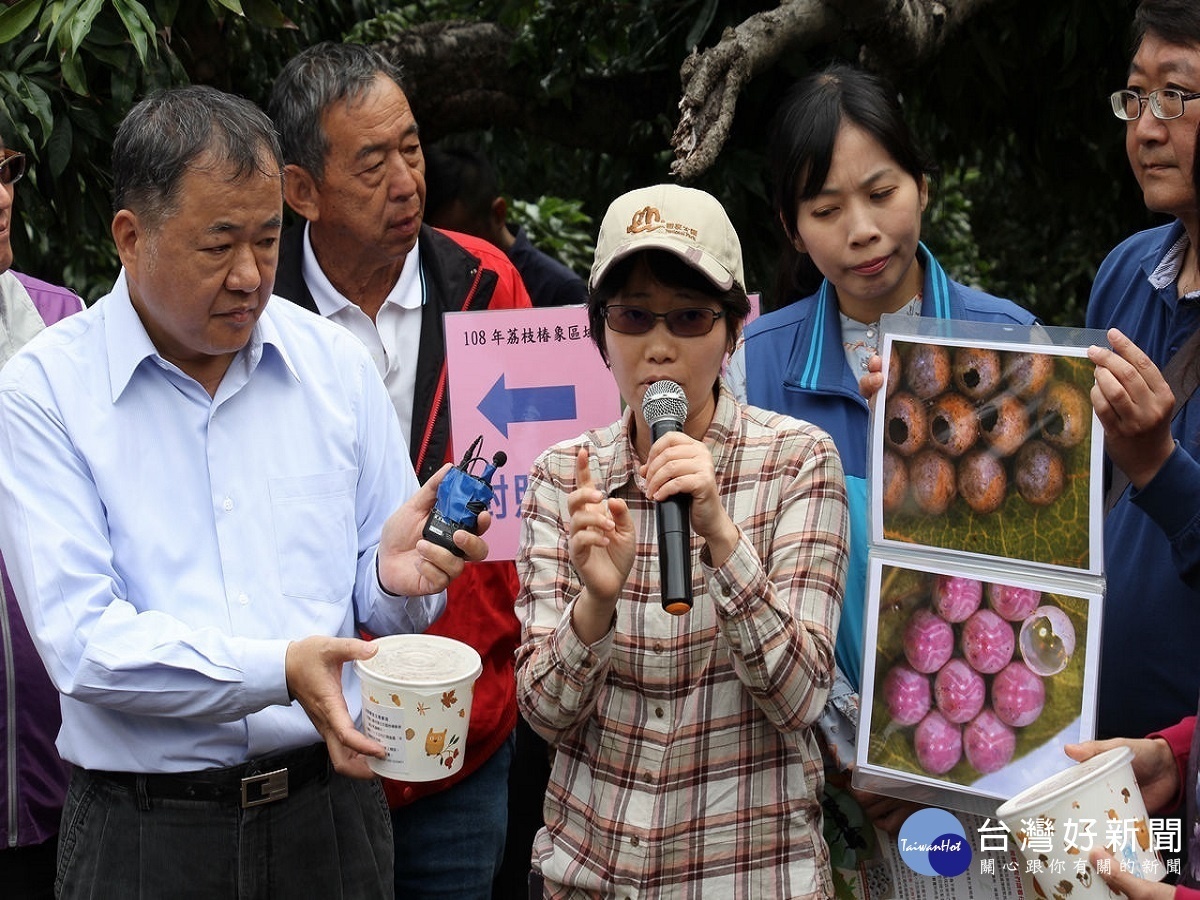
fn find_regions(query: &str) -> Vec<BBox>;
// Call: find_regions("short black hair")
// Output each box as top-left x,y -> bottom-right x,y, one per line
112,85 -> 282,225
268,41 -> 407,180
1132,0 -> 1200,52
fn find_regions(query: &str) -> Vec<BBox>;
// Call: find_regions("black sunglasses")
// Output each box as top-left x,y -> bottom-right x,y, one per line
602,305 -> 725,337
0,149 -> 26,187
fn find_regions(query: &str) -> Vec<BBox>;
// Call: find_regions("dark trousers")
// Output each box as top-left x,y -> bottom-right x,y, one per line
493,717 -> 552,900
57,751 -> 392,899
0,835 -> 58,900
392,730 -> 514,899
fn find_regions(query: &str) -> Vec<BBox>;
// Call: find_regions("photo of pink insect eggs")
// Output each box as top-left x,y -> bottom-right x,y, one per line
871,569 -> 1086,784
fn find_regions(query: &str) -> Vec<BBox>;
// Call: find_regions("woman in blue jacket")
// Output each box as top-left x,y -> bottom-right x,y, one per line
727,65 -> 1036,826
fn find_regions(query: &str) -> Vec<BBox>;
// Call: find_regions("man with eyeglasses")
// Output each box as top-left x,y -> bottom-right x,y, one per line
0,138 -> 82,898
1087,0 -> 1200,749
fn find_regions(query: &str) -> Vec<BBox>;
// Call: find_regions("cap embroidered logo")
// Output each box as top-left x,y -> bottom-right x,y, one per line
626,205 -> 700,242
628,205 -> 664,235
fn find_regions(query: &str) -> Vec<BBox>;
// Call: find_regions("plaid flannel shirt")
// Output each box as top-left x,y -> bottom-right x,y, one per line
515,385 -> 849,899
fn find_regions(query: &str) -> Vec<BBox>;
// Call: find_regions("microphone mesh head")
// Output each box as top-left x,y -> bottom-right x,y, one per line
642,380 -> 688,426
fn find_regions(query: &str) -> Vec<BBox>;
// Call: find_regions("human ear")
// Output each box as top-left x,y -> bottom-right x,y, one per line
918,174 -> 930,214
283,164 -> 321,221
110,209 -> 145,272
490,196 -> 507,227
488,196 -> 514,246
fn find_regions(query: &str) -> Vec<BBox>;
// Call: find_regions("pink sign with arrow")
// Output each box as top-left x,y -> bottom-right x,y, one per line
442,305 -> 623,560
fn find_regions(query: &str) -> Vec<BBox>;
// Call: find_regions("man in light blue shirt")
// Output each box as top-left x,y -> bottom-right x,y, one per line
0,86 -> 486,899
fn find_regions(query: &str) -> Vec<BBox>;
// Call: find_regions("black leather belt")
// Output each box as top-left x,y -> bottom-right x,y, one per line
90,742 -> 330,809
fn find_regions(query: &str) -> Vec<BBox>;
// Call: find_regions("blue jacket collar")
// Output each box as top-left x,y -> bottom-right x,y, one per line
791,243 -> 952,392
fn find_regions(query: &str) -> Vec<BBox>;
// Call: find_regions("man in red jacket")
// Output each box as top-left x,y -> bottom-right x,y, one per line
268,42 -> 531,898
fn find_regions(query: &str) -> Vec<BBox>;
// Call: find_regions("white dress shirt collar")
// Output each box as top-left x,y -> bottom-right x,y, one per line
300,221 -> 423,316
103,269 -> 301,403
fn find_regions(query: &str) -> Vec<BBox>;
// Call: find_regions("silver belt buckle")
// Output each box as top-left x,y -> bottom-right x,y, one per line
240,767 -> 289,808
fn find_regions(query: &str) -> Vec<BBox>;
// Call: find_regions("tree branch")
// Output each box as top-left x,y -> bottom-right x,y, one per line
670,0 -> 1004,181
372,1 -> 1003,176
671,0 -> 844,181
845,0 -> 1004,69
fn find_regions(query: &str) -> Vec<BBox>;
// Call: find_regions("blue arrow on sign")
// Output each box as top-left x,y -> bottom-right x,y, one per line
478,374 -> 577,438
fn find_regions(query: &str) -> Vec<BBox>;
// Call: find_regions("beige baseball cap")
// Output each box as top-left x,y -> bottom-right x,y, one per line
588,183 -> 744,292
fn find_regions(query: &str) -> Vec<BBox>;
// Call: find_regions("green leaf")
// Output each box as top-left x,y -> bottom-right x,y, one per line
81,18 -> 135,48
67,103 -> 101,140
67,0 -> 104,58
211,0 -> 245,16
153,0 -> 179,27
0,0 -> 43,45
110,61 -> 137,110
58,43 -> 88,96
507,195 -> 594,275
0,103 -> 17,142
25,79 -> 53,141
10,75 -> 54,143
44,0 -> 84,56
88,43 -> 132,68
112,0 -> 157,68
13,41 -> 43,69
242,0 -> 292,29
36,0 -> 63,34
683,0 -> 718,52
46,113 -> 72,177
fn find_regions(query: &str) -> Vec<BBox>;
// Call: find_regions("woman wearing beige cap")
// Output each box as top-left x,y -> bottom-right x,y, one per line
514,183 -> 850,898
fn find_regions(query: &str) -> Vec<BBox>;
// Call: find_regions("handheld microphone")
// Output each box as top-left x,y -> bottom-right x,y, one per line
641,380 -> 693,615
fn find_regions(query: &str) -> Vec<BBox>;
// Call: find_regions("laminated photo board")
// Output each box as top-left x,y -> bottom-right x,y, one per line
855,316 -> 1110,815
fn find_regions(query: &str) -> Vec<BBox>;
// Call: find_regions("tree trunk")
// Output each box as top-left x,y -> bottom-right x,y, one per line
670,0 -> 1004,180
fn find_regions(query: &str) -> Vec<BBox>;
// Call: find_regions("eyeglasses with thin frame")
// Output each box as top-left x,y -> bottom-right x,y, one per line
0,149 -> 25,187
0,149 -> 26,188
602,305 -> 726,337
1109,88 -> 1200,121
